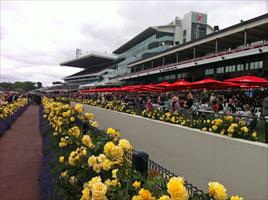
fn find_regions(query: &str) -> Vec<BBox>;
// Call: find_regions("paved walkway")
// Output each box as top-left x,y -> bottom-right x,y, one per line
0,106 -> 42,200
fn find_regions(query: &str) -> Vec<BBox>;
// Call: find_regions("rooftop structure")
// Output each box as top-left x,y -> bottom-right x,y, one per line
116,13 -> 268,83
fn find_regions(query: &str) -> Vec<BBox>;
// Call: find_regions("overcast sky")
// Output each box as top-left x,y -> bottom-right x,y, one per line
1,1 -> 267,86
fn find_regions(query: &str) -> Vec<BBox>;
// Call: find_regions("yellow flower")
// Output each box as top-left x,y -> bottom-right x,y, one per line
70,117 -> 75,122
252,131 -> 257,138
238,120 -> 246,126
74,103 -> 83,113
132,195 -> 143,200
207,119 -> 211,124
132,181 -> 141,189
68,151 -> 80,166
212,125 -> 218,131
226,116 -> 233,121
93,164 -> 102,173
59,137 -> 68,148
202,127 -> 207,131
59,156 -> 64,163
240,126 -> 248,133
139,188 -> 156,200
91,181 -> 107,200
80,188 -> 90,200
230,195 -> 243,200
101,159 -> 112,171
61,170 -> 68,178
106,127 -> 120,138
158,195 -> 171,200
227,127 -> 235,134
62,110 -> 71,117
88,155 -> 97,166
119,139 -> 133,151
208,182 -> 227,200
104,141 -> 124,162
215,119 -> 223,126
68,126 -> 80,138
69,176 -> 77,185
90,121 -> 99,127
209,128 -> 213,132
85,112 -> 94,120
220,130 -> 225,135
82,135 -> 92,148
170,116 -> 176,123
167,177 -> 189,200
230,123 -> 238,128
105,179 -> 118,187
112,169 -> 118,179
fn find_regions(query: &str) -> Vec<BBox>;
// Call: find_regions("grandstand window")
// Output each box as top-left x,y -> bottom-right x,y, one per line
163,75 -> 170,80
225,65 -> 236,73
216,67 -> 224,74
205,68 -> 214,75
170,74 -> 176,80
259,61 -> 263,69
237,64 -> 244,71
245,63 -> 249,70
250,62 -> 255,70
225,66 -> 229,73
182,72 -> 188,78
255,61 -> 259,69
157,76 -> 163,81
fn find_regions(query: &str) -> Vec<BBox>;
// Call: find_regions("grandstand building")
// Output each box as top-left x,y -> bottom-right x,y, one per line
117,13 -> 268,84
60,12 -> 268,87
60,11 -> 214,86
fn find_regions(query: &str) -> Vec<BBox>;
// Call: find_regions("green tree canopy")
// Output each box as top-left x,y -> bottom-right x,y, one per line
0,81 -> 39,91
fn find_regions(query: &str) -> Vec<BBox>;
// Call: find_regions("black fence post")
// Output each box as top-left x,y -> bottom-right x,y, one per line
132,151 -> 149,176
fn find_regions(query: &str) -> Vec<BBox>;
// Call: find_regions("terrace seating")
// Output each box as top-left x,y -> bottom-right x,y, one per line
118,40 -> 267,79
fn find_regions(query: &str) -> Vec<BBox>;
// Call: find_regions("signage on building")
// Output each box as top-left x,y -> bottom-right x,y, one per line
192,12 -> 207,24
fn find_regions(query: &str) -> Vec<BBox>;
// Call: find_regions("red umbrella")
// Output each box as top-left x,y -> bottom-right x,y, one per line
141,84 -> 166,92
148,81 -> 171,92
190,78 -> 240,89
167,80 -> 192,91
224,75 -> 268,87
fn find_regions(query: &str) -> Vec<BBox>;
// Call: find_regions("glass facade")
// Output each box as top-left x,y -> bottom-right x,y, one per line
116,33 -> 174,76
191,23 -> 207,40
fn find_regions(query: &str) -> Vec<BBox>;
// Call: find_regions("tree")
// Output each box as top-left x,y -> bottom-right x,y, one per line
0,81 -> 37,91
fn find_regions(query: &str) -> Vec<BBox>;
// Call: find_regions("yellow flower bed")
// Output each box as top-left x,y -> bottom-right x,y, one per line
42,97 -> 243,200
0,98 -> 28,120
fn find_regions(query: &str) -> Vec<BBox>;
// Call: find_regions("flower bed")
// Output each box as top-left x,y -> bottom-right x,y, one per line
39,97 -> 243,200
76,99 -> 262,143
0,98 -> 28,136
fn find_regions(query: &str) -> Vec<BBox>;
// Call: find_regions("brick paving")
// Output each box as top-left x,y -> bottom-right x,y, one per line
0,106 -> 42,200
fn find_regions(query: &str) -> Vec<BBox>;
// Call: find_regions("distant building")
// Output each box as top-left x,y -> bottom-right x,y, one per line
60,12 -> 268,87
61,11 -> 214,86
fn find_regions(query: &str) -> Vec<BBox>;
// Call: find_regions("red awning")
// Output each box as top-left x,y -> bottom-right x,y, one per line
190,78 -> 240,89
224,75 -> 268,87
167,80 -> 192,91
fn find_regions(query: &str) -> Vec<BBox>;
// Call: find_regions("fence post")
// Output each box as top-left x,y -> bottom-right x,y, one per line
132,151 -> 149,176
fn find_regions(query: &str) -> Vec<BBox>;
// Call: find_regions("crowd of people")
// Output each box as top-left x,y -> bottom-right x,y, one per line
0,91 -> 42,105
63,89 -> 267,118
2,88 -> 267,118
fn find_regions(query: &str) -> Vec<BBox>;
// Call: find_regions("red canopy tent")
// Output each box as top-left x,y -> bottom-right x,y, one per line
190,78 -> 240,89
224,75 -> 268,87
167,80 -> 192,91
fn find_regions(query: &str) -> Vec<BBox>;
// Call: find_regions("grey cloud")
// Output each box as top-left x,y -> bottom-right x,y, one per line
1,1 -> 267,86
